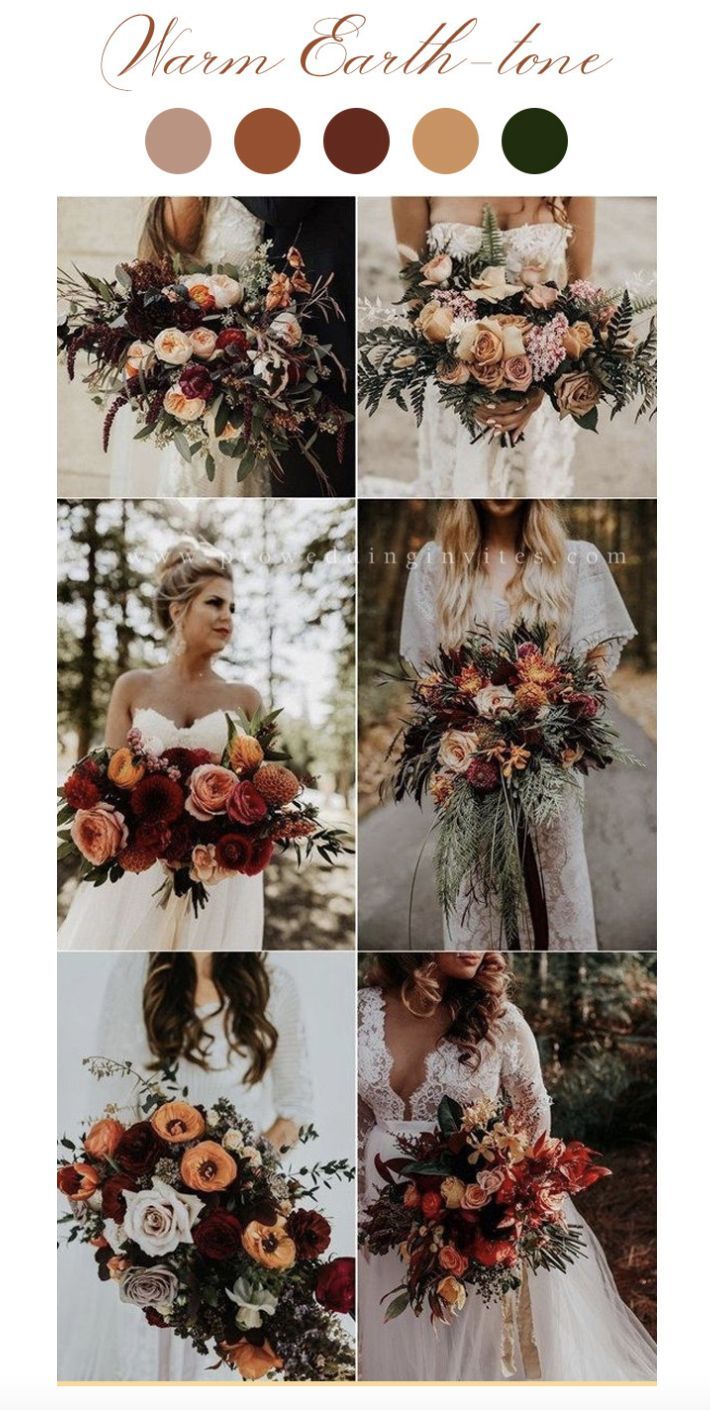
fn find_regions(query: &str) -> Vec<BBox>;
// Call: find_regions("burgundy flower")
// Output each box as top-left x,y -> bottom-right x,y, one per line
178,362 -> 215,402
226,781 -> 268,827
161,747 -> 212,781
315,1257 -> 355,1316
101,1173 -> 140,1221
131,774 -> 185,825
162,819 -> 193,866
466,758 -> 500,793
193,1209 -> 243,1260
242,837 -> 274,877
113,1121 -> 164,1177
134,820 -> 171,856
144,1308 -> 168,1329
287,1209 -> 332,1260
214,832 -> 253,873
567,692 -> 599,719
64,764 -> 102,811
216,328 -> 248,359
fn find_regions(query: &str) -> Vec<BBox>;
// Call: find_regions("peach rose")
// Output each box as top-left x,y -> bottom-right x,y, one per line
421,253 -> 453,285
85,1118 -> 124,1160
270,311 -> 302,347
180,1140 -> 237,1193
163,388 -> 206,423
402,1182 -> 421,1210
523,283 -> 559,311
437,1276 -> 467,1312
439,1244 -> 468,1276
469,359 -> 505,391
154,327 -> 193,365
554,370 -> 602,419
436,359 -> 470,386
107,748 -> 146,790
189,327 -> 218,359
151,1101 -> 206,1144
456,319 -> 503,366
438,729 -> 479,773
70,803 -> 128,865
460,1182 -> 489,1210
417,300 -> 454,343
189,843 -> 227,885
519,263 -> 546,288
503,355 -> 533,392
186,764 -> 236,820
228,734 -> 264,775
474,685 -> 515,718
242,1218 -> 296,1271
209,273 -> 243,309
219,1339 -> 283,1380
124,341 -> 152,380
563,320 -> 595,360
440,1176 -> 465,1209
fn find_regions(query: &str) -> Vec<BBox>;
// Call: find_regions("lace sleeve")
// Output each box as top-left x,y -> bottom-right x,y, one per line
267,966 -> 314,1127
399,542 -> 443,671
499,1005 -> 551,1141
567,540 -> 637,677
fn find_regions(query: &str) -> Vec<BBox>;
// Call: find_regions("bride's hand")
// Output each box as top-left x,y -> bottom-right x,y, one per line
263,1117 -> 300,1154
474,387 -> 545,443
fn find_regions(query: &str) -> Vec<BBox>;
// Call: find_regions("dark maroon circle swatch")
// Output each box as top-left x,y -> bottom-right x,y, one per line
145,109 -> 211,174
323,108 -> 390,174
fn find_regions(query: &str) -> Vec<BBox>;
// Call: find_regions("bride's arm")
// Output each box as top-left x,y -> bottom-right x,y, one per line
104,672 -> 143,749
160,197 -> 204,254
566,197 -> 596,281
264,967 -> 314,1151
391,197 -> 430,263
500,1007 -> 552,1141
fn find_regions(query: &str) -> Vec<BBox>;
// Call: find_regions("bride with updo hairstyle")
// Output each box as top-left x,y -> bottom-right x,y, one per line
58,536 -> 266,953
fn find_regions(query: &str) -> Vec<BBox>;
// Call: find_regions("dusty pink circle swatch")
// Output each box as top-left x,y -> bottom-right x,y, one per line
145,109 -> 211,174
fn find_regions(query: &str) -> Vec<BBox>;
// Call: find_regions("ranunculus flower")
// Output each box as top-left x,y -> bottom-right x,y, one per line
226,1277 -> 279,1330
417,300 -> 454,343
124,340 -> 153,379
215,327 -> 249,358
287,1209 -> 332,1260
226,780 -> 268,826
85,1118 -> 124,1160
101,1173 -> 139,1221
219,1339 -> 283,1380
439,1244 -> 468,1276
554,370 -> 603,419
131,774 -> 185,824
57,1162 -> 100,1201
270,311 -> 302,346
119,1265 -> 179,1308
242,1218 -> 296,1270
421,1191 -> 443,1219
154,327 -> 193,364
436,358 -> 470,385
114,1121 -> 164,1177
440,1176 -> 465,1209
163,388 -> 206,422
438,729 -> 479,774
186,764 -> 237,820
189,326 -> 218,359
229,734 -> 264,775
107,748 -> 145,790
209,273 -> 243,308
193,1209 -> 243,1260
181,1140 -> 237,1193
150,1101 -> 205,1144
181,276 -> 216,311
563,320 -> 595,360
436,1275 -> 467,1312
503,355 -> 533,392
123,1178 -> 203,1256
474,685 -> 515,718
314,1257 -> 355,1316
179,362 -> 214,403
241,837 -> 274,876
523,283 -> 560,311
70,803 -> 128,865
214,832 -> 254,873
189,843 -> 228,885
421,253 -> 453,285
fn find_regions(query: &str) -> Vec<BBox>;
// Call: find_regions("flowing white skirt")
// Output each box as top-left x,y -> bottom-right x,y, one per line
358,1122 -> 656,1383
58,864 -> 264,952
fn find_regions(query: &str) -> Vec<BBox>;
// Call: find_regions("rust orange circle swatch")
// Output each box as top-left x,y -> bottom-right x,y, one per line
234,109 -> 301,174
412,109 -> 479,173
145,109 -> 211,174
323,109 -> 389,174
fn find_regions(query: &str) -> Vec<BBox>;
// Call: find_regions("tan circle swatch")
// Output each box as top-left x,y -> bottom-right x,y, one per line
234,109 -> 301,174
413,108 -> 479,174
145,109 -> 211,174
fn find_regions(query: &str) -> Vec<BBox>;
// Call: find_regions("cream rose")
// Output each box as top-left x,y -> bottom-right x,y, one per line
562,320 -> 595,360
554,370 -> 602,419
119,1265 -> 179,1309
474,685 -> 515,718
470,266 -> 523,302
124,341 -> 153,380
163,388 -> 206,423
421,253 -> 453,285
523,283 -> 559,311
209,273 -> 243,309
477,1168 -> 505,1195
456,318 -> 503,366
70,803 -> 128,865
154,328 -> 193,365
438,729 -> 479,773
440,1177 -> 465,1209
189,327 -> 218,359
189,842 -> 227,885
270,311 -> 302,347
122,1178 -> 203,1257
417,301 -> 454,344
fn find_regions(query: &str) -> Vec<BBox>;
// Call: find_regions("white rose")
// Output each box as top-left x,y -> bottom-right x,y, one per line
122,1178 -> 203,1257
102,1218 -> 126,1252
119,1265 -> 179,1309
209,273 -> 243,309
474,685 -> 515,718
438,730 -> 479,774
241,1145 -> 262,1168
270,311 -> 302,347
153,328 -> 193,365
226,1276 -> 279,1330
189,327 -> 218,359
223,1128 -> 245,1152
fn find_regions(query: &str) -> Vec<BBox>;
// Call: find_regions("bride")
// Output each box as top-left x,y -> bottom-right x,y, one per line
358,951 -> 656,1382
58,952 -> 314,1381
399,499 -> 637,951
59,537 -> 265,952
362,196 -> 595,498
110,197 -> 268,497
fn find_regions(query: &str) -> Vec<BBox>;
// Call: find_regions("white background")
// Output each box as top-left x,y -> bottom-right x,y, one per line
2,0 -> 707,1405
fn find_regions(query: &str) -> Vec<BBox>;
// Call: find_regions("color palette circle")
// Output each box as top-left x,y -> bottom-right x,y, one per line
501,108 -> 568,174
412,109 -> 479,174
323,108 -> 389,174
145,109 -> 211,174
234,108 -> 301,174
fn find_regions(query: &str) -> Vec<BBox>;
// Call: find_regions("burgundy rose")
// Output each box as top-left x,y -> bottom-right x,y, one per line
287,1209 -> 331,1260
162,747 -> 212,781
101,1173 -> 140,1222
178,362 -> 215,403
226,781 -> 268,827
162,819 -> 193,867
315,1257 -> 355,1316
567,692 -> 599,719
216,328 -> 248,359
242,837 -> 274,877
214,832 -> 253,873
114,1121 -> 164,1177
466,758 -> 500,793
131,774 -> 185,825
193,1209 -> 243,1261
64,764 -> 102,811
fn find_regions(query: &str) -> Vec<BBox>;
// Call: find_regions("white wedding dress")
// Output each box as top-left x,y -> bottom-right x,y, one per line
358,986 -> 656,1382
110,197 -> 268,498
361,221 -> 576,498
58,956 -> 313,1382
58,710 -> 264,952
399,540 -> 637,951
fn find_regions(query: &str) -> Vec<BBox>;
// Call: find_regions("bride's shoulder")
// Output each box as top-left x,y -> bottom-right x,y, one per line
357,984 -> 384,1018
407,540 -> 441,582
109,667 -> 157,704
220,681 -> 263,720
495,1000 -> 535,1044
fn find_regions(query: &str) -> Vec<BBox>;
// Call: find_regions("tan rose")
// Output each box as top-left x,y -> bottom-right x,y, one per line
417,300 -> 454,343
554,370 -> 603,419
124,341 -> 152,380
85,1118 -> 124,1160
457,319 -> 503,366
469,359 -> 504,391
503,355 -> 533,392
70,803 -> 128,865
436,359 -> 470,386
154,328 -> 193,365
163,388 -> 206,423
107,747 -> 145,790
440,1176 -> 465,1209
421,253 -> 453,285
437,1276 -> 467,1312
563,320 -> 595,360
438,729 -> 479,773
523,284 -> 559,311
460,1182 -> 489,1210
189,327 -> 218,359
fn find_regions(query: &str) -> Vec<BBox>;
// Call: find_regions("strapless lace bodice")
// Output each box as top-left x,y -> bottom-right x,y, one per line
427,221 -> 571,284
197,197 -> 264,266
131,708 -> 231,759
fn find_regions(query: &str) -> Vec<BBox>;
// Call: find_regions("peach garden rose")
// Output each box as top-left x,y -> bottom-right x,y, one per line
438,729 -> 479,773
154,327 -> 193,365
85,1118 -> 124,1160
186,764 -> 237,820
70,802 -> 128,865
417,301 -> 454,343
163,388 -> 206,423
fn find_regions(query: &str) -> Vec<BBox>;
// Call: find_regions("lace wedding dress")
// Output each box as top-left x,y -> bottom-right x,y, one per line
58,955 -> 313,1381
110,197 -> 268,497
58,710 -> 264,952
358,986 -> 656,1382
399,541 -> 636,951
360,221 -> 576,498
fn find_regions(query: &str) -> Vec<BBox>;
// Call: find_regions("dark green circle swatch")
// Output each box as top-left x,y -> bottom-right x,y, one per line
501,108 -> 568,174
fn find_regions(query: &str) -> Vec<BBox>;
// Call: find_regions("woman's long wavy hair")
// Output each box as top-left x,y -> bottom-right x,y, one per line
364,953 -> 510,1072
143,955 -> 277,1082
139,198 -> 210,262
434,500 -> 571,649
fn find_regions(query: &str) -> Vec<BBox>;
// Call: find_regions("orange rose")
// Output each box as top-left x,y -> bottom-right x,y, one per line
439,1244 -> 468,1276
186,764 -> 237,820
219,1339 -> 283,1380
70,803 -> 128,865
180,1140 -> 237,1192
107,748 -> 146,790
229,734 -> 264,775
242,1218 -> 296,1270
563,320 -> 595,360
151,1101 -> 206,1144
85,1118 -> 124,1160
57,1162 -> 101,1202
417,300 -> 454,344
436,1276 -> 466,1312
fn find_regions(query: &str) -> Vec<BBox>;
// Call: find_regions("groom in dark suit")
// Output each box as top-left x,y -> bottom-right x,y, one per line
237,198 -> 355,497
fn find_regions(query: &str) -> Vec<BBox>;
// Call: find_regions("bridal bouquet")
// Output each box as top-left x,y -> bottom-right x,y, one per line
57,244 -> 350,488
359,1093 -> 609,1323
389,621 -> 635,948
58,1061 -> 355,1380
358,205 -> 656,444
57,709 -> 350,916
